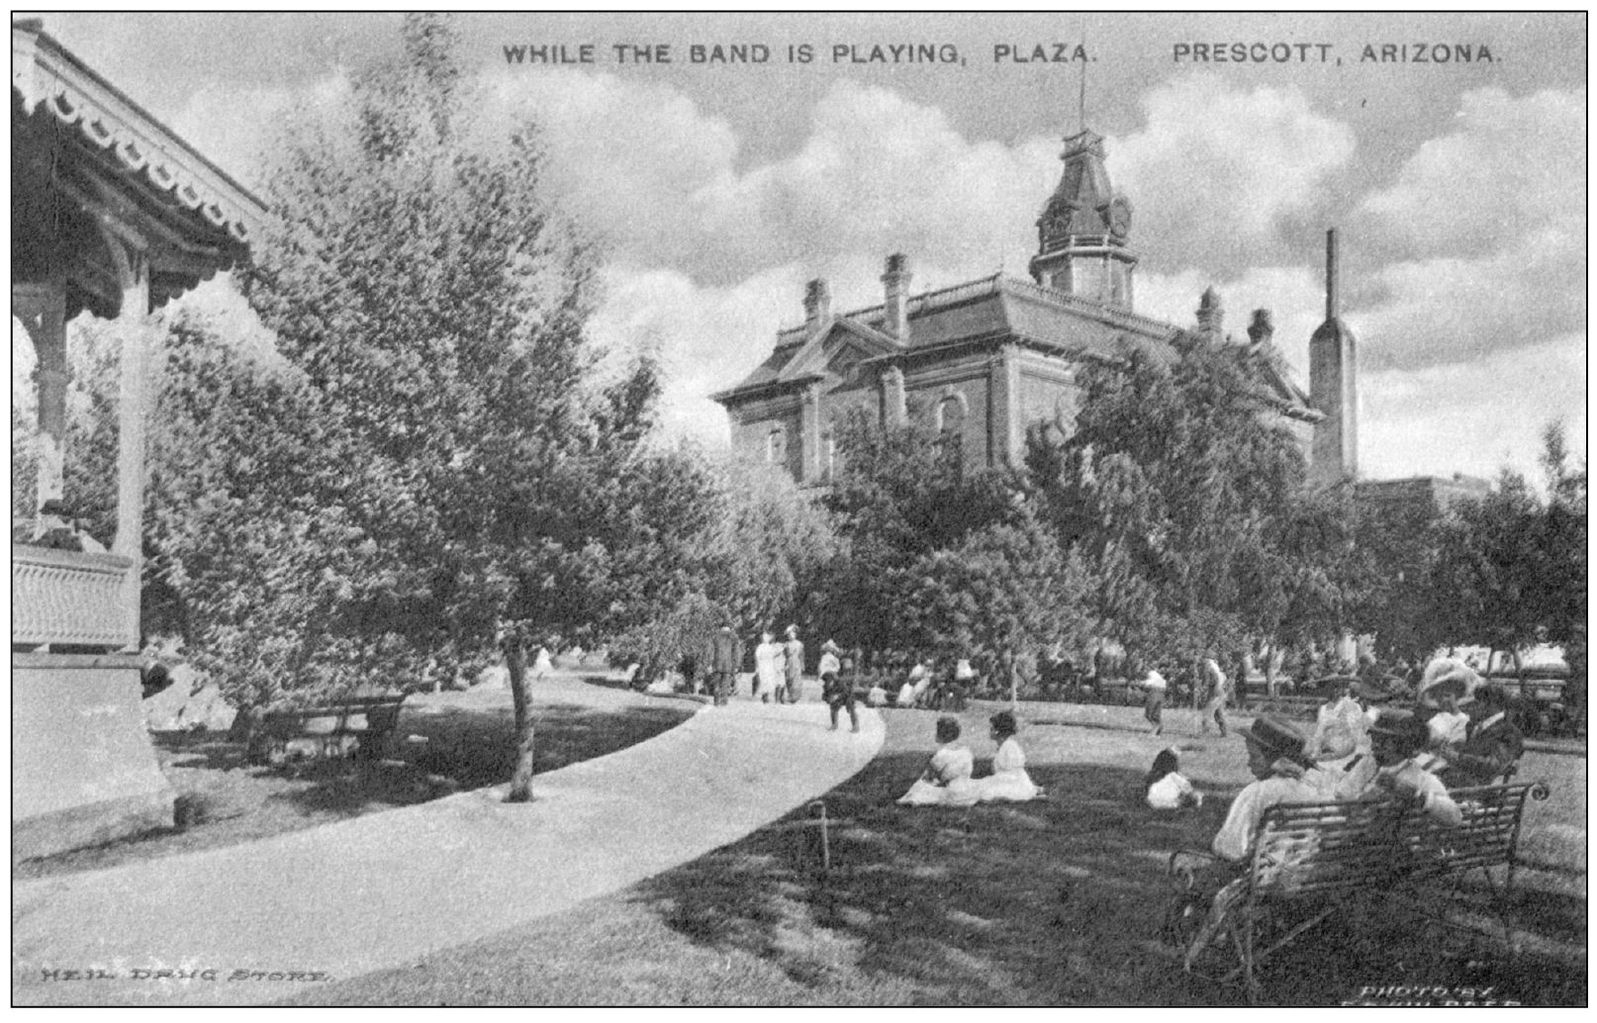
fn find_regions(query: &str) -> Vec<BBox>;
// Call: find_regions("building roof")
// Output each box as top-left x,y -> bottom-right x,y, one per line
716,272 -> 1317,422
12,20 -> 266,314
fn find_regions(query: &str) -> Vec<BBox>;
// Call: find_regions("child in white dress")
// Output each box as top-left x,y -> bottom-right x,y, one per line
1145,748 -> 1203,810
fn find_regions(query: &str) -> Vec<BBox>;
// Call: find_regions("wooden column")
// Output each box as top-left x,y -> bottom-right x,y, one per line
110,239 -> 151,648
13,282 -> 68,510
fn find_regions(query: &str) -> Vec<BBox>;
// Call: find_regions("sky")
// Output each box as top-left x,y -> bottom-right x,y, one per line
17,11 -> 1588,483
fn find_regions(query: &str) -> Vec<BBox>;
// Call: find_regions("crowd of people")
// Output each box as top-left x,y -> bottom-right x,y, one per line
1165,655 -> 1527,967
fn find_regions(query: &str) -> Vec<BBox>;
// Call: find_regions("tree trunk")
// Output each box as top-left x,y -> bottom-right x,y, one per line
504,636 -> 536,803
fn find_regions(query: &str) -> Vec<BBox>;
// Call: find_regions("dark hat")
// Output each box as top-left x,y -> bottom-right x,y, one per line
1242,715 -> 1310,761
1368,709 -> 1429,754
38,498 -> 74,517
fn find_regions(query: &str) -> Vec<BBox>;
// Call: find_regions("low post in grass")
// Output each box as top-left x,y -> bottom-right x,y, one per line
809,800 -> 831,874
503,625 -> 536,803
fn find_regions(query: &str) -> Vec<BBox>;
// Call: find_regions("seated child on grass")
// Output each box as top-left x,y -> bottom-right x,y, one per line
1145,748 -> 1203,810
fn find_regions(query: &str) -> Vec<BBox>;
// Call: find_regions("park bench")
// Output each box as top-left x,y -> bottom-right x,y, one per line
1166,779 -> 1550,1002
253,693 -> 407,765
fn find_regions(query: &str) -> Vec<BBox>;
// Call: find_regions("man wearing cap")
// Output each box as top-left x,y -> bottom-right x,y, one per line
818,639 -> 842,680
1360,711 -> 1463,826
1199,654 -> 1231,737
1138,664 -> 1169,737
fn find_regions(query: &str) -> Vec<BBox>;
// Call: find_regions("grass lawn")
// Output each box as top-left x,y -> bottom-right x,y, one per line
15,689 -> 693,882
290,701 -> 1586,1006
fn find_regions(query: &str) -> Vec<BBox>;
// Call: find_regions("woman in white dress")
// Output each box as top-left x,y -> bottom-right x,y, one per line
974,710 -> 1043,802
898,717 -> 979,807
753,630 -> 783,703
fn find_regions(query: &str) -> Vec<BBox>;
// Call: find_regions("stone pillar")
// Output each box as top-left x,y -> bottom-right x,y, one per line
800,384 -> 821,484
111,241 -> 151,648
13,282 -> 68,509
879,364 -> 907,428
987,344 -> 1021,466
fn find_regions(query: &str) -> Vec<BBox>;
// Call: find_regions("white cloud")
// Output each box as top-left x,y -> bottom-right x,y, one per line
483,72 -> 1059,286
1360,333 -> 1585,481
1353,87 -> 1587,372
1361,88 -> 1585,258
1109,74 -> 1355,269
586,264 -> 802,446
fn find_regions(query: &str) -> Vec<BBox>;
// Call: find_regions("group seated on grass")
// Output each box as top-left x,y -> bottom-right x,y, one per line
897,711 -> 1043,806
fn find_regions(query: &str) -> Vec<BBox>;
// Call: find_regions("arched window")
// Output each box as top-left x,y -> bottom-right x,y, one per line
934,393 -> 967,470
766,426 -> 787,466
822,426 -> 838,480
934,394 -> 966,435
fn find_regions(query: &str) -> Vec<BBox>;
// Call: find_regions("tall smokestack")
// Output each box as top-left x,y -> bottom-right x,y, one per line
1325,228 -> 1338,321
881,253 -> 912,341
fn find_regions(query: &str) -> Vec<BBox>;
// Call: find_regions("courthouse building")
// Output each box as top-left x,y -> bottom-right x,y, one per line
714,127 -> 1360,486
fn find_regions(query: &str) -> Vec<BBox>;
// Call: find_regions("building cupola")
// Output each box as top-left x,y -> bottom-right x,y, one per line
1029,128 -> 1138,310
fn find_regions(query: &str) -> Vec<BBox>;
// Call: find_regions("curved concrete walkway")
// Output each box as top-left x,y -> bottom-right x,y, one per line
12,686 -> 883,1005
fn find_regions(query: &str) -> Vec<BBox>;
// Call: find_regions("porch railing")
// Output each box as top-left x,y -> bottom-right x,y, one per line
12,543 -> 134,650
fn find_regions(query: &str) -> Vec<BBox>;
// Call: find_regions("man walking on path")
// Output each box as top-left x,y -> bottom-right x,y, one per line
1140,665 -> 1168,737
783,625 -> 805,704
705,625 -> 743,707
1201,654 -> 1231,737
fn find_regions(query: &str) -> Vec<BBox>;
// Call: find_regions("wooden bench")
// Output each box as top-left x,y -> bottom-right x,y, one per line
254,694 -> 407,765
1167,780 -> 1550,1002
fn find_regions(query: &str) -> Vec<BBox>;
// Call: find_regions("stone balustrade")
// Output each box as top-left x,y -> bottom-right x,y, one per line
12,543 -> 135,650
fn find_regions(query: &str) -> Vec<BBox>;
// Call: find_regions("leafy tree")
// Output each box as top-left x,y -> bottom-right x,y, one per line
892,518 -> 1096,699
241,14 -> 649,797
1029,335 -> 1360,681
816,405 -> 1029,652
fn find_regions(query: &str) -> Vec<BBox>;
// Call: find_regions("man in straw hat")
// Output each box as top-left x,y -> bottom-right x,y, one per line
1177,715 -> 1323,968
1211,715 -> 1322,861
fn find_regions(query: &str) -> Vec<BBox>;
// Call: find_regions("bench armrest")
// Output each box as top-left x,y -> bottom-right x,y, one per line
1168,848 -> 1221,891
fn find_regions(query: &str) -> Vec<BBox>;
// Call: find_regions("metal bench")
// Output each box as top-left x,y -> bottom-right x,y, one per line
1167,780 -> 1550,1002
253,694 -> 407,765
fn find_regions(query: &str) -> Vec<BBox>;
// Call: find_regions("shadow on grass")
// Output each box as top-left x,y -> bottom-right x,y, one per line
16,701 -> 694,881
630,731 -> 1587,1006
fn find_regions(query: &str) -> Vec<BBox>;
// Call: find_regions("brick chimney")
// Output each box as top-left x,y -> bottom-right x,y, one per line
881,253 -> 912,341
1247,308 -> 1274,348
804,278 -> 831,328
1196,286 -> 1224,338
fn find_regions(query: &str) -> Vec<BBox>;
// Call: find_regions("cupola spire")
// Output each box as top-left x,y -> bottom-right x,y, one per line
1028,123 -> 1138,310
